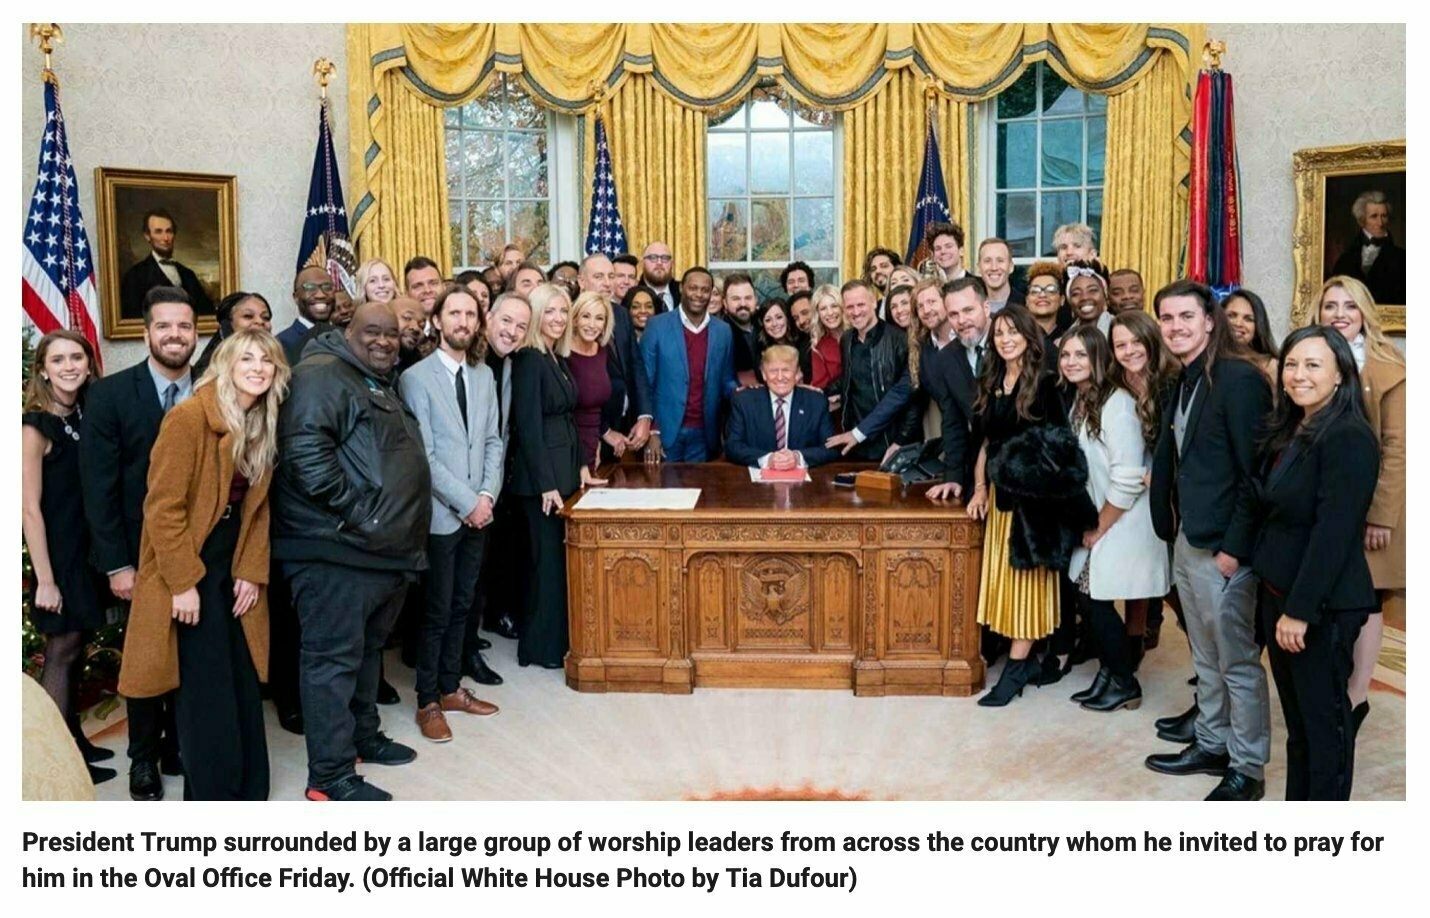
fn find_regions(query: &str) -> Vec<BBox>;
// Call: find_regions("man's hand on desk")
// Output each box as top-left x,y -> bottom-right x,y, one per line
824,431 -> 857,455
768,449 -> 801,471
644,432 -> 664,465
926,482 -> 962,502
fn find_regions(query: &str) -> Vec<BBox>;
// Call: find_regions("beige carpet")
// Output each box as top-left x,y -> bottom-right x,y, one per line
87,631 -> 1406,802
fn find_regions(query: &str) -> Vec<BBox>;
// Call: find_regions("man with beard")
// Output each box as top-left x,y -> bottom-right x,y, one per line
611,254 -> 639,302
274,301 -> 433,802
277,265 -> 336,367
119,210 -> 215,319
720,273 -> 761,388
977,238 -> 1023,312
1064,259 -> 1113,337
863,246 -> 901,320
641,267 -> 736,462
392,296 -> 427,375
80,286 -> 196,800
399,286 -> 503,742
472,292 -> 531,648
578,254 -> 652,451
640,241 -> 679,313
1108,269 -> 1145,315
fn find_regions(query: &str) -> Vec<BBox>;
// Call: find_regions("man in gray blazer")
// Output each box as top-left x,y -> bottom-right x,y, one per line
399,284 -> 505,743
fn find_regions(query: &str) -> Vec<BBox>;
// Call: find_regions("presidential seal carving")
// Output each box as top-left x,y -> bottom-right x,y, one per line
740,556 -> 808,626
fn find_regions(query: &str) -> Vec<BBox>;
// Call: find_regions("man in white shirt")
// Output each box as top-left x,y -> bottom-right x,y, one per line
640,241 -> 680,313
275,265 -> 336,367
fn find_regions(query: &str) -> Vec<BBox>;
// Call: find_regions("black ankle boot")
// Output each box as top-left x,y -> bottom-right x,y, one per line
1070,667 -> 1111,704
1082,674 -> 1142,712
87,762 -> 117,784
1028,653 -> 1063,687
1352,700 -> 1370,738
978,658 -> 1035,707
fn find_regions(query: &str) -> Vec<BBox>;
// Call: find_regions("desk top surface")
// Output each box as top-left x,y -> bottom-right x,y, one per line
565,462 -> 968,518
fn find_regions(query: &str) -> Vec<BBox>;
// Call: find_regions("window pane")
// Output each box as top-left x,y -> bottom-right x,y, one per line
450,200 -> 465,269
506,132 -> 548,198
793,198 -> 835,262
750,269 -> 784,303
1042,68 -> 1083,115
461,93 -> 504,129
1040,191 -> 1082,256
708,133 -> 747,197
464,131 -> 503,199
751,198 -> 791,262
997,122 -> 1037,189
708,102 -> 746,131
750,97 -> 788,129
510,200 -> 549,263
812,266 -> 839,289
1087,190 -> 1103,247
1087,116 -> 1107,185
750,133 -> 790,195
505,80 -> 544,130
1041,120 -> 1083,188
793,132 -> 833,195
996,192 -> 1036,258
446,130 -> 462,201
710,199 -> 748,263
467,201 -> 505,267
444,106 -> 459,127
997,67 -> 1037,119
1088,92 -> 1108,113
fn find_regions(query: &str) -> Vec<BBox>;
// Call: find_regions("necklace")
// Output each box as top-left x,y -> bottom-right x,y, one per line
57,403 -> 82,442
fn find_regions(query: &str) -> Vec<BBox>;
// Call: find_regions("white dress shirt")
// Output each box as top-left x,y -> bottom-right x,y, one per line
757,389 -> 805,469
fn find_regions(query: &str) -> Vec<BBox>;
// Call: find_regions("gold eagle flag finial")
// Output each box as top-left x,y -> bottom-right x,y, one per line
30,23 -> 64,83
313,57 -> 337,99
1203,40 -> 1227,71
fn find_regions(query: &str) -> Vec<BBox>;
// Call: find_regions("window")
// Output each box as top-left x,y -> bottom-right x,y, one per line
707,84 -> 839,301
982,63 -> 1106,264
445,75 -> 579,271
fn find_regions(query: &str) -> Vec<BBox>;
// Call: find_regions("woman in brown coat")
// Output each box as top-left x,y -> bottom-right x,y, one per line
118,329 -> 290,800
1317,276 -> 1405,729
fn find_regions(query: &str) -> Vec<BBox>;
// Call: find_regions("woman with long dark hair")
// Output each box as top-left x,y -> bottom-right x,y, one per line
22,330 -> 114,784
1223,288 -> 1278,380
885,284 -> 914,331
118,329 -> 290,800
754,297 -> 812,382
1059,326 -> 1168,712
1252,325 -> 1379,799
1316,275 -> 1405,733
965,305 -> 1092,706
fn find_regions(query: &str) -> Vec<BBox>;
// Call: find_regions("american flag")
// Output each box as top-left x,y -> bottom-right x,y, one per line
903,118 -> 952,270
22,77 -> 102,368
297,98 -> 355,294
583,114 -> 627,259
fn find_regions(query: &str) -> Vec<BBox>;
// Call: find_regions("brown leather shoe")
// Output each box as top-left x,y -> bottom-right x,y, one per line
440,687 -> 499,716
416,703 -> 452,742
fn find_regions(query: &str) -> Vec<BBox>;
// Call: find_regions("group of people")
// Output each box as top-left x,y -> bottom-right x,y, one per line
22,215 -> 1403,803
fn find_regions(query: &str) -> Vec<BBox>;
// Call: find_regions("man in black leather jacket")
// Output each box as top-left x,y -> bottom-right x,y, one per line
273,301 -> 433,802
827,279 -> 920,462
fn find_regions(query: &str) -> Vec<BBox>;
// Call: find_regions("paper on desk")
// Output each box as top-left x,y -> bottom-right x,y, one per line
749,467 -> 812,483
573,488 -> 702,511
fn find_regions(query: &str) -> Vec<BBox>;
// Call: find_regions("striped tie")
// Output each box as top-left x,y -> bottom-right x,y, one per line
774,397 -> 787,450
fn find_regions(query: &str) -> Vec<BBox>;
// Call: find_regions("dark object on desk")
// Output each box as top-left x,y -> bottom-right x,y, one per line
832,472 -> 857,488
880,437 -> 945,485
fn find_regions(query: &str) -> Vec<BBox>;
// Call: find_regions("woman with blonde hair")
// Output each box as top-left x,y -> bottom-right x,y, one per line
118,329 -> 290,800
1315,275 -> 1405,732
354,258 -> 398,305
807,283 -> 848,391
22,330 -> 114,783
559,290 -> 627,467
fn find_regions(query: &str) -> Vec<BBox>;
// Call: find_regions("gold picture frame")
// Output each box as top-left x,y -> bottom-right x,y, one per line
94,167 -> 238,339
1292,140 -> 1406,333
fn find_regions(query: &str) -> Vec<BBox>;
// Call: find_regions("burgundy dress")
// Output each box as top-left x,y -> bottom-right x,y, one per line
567,346 -> 612,468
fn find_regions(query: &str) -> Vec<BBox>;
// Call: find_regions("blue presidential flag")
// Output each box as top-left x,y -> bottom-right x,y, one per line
584,114 -> 627,258
904,120 -> 952,269
297,98 -> 355,294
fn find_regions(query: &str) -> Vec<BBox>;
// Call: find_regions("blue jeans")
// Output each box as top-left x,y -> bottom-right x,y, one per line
664,425 -> 709,462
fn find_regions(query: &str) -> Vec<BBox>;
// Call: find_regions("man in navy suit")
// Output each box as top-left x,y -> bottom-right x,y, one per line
640,267 -> 736,462
726,346 -> 838,470
119,210 -> 215,319
275,265 -> 336,367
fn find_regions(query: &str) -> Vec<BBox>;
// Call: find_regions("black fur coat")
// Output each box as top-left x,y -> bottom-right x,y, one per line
987,424 -> 1100,571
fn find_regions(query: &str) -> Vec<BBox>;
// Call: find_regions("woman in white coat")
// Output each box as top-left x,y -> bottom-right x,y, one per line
1058,326 -> 1169,712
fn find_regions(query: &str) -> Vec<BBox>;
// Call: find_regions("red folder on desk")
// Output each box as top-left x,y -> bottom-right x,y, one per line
758,466 -> 807,482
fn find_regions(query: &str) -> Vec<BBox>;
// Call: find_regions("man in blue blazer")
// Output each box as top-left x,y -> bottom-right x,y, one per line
275,265 -> 337,367
726,345 -> 839,470
639,267 -> 736,462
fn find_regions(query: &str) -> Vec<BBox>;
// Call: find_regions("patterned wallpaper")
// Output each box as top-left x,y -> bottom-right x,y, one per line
19,23 -> 349,370
1210,23 -> 1405,340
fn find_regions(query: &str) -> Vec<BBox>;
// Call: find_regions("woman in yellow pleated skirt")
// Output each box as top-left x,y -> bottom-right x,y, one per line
976,485 -> 1060,640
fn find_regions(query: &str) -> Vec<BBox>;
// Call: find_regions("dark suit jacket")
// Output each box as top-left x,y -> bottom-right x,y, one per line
1251,417 -> 1379,624
1149,355 -> 1271,560
78,360 -> 169,573
119,255 -> 215,318
725,386 -> 838,468
276,318 -> 322,369
641,280 -> 680,313
609,302 -> 651,423
1331,236 -> 1405,306
508,347 -> 581,498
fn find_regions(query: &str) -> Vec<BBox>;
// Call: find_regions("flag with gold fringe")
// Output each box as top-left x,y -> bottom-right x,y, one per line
297,97 -> 356,294
1186,54 -> 1242,297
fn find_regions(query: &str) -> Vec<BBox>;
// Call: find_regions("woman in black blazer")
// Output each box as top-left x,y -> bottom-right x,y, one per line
1253,326 -> 1379,801
509,284 -> 606,668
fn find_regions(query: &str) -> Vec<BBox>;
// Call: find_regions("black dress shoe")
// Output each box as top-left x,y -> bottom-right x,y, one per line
1155,702 -> 1199,744
475,636 -> 492,651
277,708 -> 305,736
1205,770 -> 1265,801
377,677 -> 400,706
1070,667 -> 1111,704
1145,743 -> 1230,777
1082,674 -> 1142,712
463,652 -> 504,685
539,661 -> 563,670
129,761 -> 164,801
159,750 -> 183,777
485,615 -> 520,640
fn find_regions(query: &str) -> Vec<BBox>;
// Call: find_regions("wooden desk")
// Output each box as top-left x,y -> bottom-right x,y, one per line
562,463 -> 985,696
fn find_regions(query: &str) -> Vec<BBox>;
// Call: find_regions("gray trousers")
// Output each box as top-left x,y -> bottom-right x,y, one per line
1173,532 -> 1270,780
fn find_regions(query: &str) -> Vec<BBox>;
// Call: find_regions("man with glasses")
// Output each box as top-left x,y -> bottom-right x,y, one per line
640,242 -> 679,313
277,266 -> 336,367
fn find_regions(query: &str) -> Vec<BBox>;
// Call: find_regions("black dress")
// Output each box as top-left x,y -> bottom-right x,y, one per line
23,410 -> 106,634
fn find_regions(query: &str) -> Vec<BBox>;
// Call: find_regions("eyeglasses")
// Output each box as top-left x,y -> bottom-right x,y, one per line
300,282 -> 335,294
643,254 -> 673,263
1028,284 -> 1060,295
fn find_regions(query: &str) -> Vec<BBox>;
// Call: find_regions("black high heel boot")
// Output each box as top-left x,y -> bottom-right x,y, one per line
1082,674 -> 1142,712
978,658 -> 1035,707
87,762 -> 117,785
69,716 -> 115,763
1070,667 -> 1110,704
1028,653 -> 1064,687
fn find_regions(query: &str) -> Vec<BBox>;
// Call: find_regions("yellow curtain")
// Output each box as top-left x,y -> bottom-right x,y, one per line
584,76 -> 707,271
842,71 -> 968,278
1100,52 -> 1190,296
